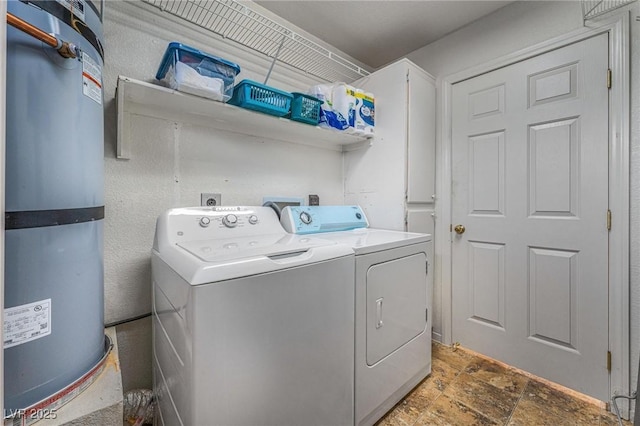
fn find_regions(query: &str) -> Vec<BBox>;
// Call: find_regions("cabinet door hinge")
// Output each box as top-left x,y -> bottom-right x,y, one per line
607,209 -> 612,231
607,351 -> 612,372
607,68 -> 612,89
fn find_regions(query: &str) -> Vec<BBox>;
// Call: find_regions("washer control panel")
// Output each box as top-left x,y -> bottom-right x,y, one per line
158,206 -> 284,247
280,205 -> 369,234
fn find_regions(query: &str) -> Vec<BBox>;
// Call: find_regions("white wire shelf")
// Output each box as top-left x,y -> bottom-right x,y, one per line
582,0 -> 636,20
141,0 -> 370,83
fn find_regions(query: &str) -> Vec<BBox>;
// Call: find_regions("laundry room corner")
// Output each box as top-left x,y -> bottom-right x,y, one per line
100,0 -> 368,393
7,0 -> 639,423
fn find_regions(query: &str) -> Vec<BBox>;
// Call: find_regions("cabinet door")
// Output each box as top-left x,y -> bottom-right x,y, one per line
407,68 -> 436,203
345,61 -> 409,231
407,209 -> 434,236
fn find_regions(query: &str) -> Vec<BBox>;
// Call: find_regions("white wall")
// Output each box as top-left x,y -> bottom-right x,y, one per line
406,0 -> 640,404
102,1 -> 358,390
0,0 -> 6,413
406,1 -> 583,78
629,1 -> 640,405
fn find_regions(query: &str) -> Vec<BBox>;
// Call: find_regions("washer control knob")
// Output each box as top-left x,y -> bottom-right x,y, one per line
248,215 -> 259,225
300,211 -> 312,225
199,217 -> 211,228
222,214 -> 238,228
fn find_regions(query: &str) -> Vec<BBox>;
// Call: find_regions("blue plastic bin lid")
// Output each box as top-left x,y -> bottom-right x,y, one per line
155,42 -> 241,80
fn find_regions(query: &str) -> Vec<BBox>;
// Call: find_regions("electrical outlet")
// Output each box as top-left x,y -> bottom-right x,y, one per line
309,194 -> 319,206
201,193 -> 222,207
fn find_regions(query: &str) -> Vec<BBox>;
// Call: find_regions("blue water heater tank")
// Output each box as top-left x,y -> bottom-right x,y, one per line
5,0 -> 105,411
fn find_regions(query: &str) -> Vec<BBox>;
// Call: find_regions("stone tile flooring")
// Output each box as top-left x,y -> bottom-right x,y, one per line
376,342 -> 631,426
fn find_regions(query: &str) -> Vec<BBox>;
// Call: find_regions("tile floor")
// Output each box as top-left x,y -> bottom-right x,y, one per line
377,342 -> 632,426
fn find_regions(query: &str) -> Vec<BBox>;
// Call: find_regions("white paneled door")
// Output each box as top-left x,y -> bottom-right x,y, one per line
451,33 -> 609,400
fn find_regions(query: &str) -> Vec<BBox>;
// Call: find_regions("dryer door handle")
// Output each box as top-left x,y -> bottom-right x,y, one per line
376,298 -> 384,329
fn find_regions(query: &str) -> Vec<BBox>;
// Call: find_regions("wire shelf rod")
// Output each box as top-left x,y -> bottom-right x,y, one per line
142,0 -> 369,82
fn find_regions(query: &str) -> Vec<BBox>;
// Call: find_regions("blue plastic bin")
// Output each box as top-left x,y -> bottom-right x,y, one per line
289,93 -> 322,125
228,80 -> 292,117
156,42 -> 241,102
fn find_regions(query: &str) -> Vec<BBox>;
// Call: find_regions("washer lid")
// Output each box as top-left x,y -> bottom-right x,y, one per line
318,228 -> 431,255
157,233 -> 353,285
177,233 -> 334,263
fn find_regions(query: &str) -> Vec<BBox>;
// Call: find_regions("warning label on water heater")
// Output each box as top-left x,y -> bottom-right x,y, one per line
82,52 -> 102,105
4,299 -> 52,349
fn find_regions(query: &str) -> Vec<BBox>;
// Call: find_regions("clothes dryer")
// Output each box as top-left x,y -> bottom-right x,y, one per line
152,206 -> 355,426
281,205 -> 433,426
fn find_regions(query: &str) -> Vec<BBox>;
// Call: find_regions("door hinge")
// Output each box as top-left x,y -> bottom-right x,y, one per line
426,260 -> 429,275
426,307 -> 429,322
607,68 -> 612,89
449,223 -> 453,232
607,351 -> 612,372
406,68 -> 410,82
607,209 -> 612,231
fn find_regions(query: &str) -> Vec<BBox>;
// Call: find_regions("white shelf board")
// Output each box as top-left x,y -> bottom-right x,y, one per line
116,76 -> 371,159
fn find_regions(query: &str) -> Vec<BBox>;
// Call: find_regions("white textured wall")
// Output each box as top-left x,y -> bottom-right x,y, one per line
406,0 -> 640,403
406,1 -> 583,77
629,0 -> 640,404
103,1 -> 352,324
102,1 -> 360,389
0,0 -> 6,410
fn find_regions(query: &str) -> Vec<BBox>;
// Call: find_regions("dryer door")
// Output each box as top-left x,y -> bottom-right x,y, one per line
366,251 -> 427,365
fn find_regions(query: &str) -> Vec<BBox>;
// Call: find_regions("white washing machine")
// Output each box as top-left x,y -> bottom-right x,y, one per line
151,206 -> 355,426
281,205 -> 433,426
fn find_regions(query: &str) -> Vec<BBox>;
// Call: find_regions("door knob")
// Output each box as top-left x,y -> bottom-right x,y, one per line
454,224 -> 466,235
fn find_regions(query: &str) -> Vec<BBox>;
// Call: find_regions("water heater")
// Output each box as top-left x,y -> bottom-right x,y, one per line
5,0 -> 106,411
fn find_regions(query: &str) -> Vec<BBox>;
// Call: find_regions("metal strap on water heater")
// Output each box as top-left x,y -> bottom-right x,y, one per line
5,206 -> 105,230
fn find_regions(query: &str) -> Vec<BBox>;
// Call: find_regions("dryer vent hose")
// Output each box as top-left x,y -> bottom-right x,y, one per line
123,389 -> 155,425
263,201 -> 282,219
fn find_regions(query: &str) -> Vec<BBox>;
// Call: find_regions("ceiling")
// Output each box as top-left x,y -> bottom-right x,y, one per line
255,1 -> 515,69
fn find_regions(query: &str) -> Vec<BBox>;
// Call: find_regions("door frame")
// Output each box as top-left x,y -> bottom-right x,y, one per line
436,13 -> 630,407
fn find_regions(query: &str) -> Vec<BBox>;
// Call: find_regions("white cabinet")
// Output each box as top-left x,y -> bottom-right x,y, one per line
344,59 -> 436,233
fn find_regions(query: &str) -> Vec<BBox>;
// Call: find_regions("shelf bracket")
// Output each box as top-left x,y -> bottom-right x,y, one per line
116,76 -> 131,160
264,33 -> 287,85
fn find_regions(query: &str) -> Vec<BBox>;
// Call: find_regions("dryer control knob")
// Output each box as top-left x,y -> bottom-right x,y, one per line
222,214 -> 238,228
248,215 -> 259,225
199,217 -> 211,228
300,211 -> 312,225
